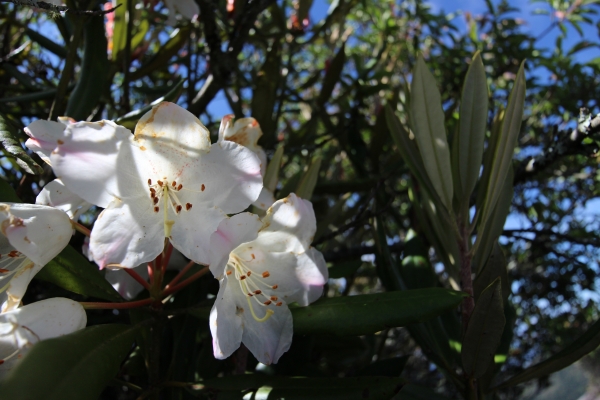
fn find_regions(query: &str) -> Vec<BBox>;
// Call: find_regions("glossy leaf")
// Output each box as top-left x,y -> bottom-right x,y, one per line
461,277 -> 506,378
292,288 -> 466,336
409,56 -> 453,211
480,61 -> 526,228
0,113 -> 43,175
35,245 -> 123,302
192,375 -> 404,400
454,51 -> 488,209
0,324 -> 138,400
474,242 -> 509,303
493,316 -> 600,390
65,14 -> 109,120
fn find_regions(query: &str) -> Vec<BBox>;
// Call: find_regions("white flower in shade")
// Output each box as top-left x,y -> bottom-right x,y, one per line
0,203 -> 73,312
219,115 -> 276,210
36,179 -> 92,221
40,102 -> 262,269
164,0 -> 199,25
24,117 -> 74,166
104,264 -> 149,300
208,193 -> 328,365
0,298 -> 87,377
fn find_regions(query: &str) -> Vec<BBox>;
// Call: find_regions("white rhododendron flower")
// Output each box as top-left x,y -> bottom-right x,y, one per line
0,203 -> 73,312
165,0 -> 199,25
24,117 -> 74,166
0,298 -> 87,377
208,193 -> 328,364
219,115 -> 276,210
36,179 -> 92,221
36,102 -> 262,268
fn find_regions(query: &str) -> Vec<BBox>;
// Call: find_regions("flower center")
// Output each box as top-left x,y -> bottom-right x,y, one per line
0,250 -> 33,294
226,254 -> 282,323
147,178 -> 193,237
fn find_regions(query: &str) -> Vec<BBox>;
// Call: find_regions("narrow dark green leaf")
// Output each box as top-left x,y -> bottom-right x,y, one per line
0,87 -> 63,104
295,156 -> 321,200
252,40 -> 281,142
25,28 -> 68,58
316,43 -> 346,107
0,114 -> 43,175
0,179 -> 20,202
115,78 -> 185,130
493,317 -> 600,390
65,15 -> 109,120
461,277 -> 506,378
193,375 -> 404,400
263,144 -> 284,192
480,60 -> 526,228
474,242 -> 509,303
396,383 -> 452,399
0,324 -> 138,400
35,245 -> 123,302
410,56 -> 453,210
111,0 -> 129,62
130,27 -> 190,80
454,51 -> 488,209
328,260 -> 362,279
292,288 -> 466,336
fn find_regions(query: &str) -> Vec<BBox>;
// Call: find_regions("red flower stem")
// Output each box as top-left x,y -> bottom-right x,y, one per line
162,243 -> 174,274
161,266 -> 209,298
165,260 -> 196,289
72,221 -> 91,237
125,268 -> 151,291
147,263 -> 155,286
80,298 -> 153,310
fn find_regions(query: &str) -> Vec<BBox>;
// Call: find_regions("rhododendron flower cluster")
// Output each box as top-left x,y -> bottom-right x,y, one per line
14,102 -> 327,367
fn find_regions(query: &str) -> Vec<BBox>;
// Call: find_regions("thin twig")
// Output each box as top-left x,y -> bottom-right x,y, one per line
1,0 -> 121,15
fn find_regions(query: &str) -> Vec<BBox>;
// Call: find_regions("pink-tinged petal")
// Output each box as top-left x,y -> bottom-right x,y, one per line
36,179 -> 92,220
0,203 -> 72,266
105,265 -> 148,300
24,120 -> 66,165
134,102 -> 210,163
169,205 -> 227,265
253,187 -> 276,211
303,247 -> 329,304
210,278 -> 243,360
90,197 -> 163,269
189,141 -> 263,214
209,213 -> 262,278
51,120 -> 140,208
257,193 -> 317,252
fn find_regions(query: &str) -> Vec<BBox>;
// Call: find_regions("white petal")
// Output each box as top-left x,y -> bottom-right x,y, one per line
35,179 -> 92,220
24,120 -> 66,165
104,265 -> 148,300
252,187 -> 276,211
257,193 -> 317,252
169,205 -> 227,265
0,203 -> 72,266
209,213 -> 261,278
51,120 -> 139,208
219,117 -> 267,176
193,141 -> 263,213
0,263 -> 44,313
0,298 -> 86,377
90,197 -> 163,269
210,278 -> 243,360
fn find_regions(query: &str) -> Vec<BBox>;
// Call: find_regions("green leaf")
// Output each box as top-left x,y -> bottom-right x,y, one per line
356,355 -> 409,377
263,144 -> 284,192
454,51 -> 488,210
295,156 -> 321,200
252,40 -> 281,143
493,316 -> 600,390
328,260 -> 362,279
474,242 -> 509,303
0,178 -> 20,202
410,56 -> 453,210
317,43 -> 346,107
461,277 -> 506,378
35,245 -> 123,302
480,60 -> 526,229
193,375 -> 404,400
0,324 -> 138,400
396,383 -> 452,399
292,288 -> 466,336
130,27 -> 190,80
65,14 -> 109,120
0,113 -> 43,175
111,0 -> 129,63
25,28 -> 68,58
115,78 -> 185,130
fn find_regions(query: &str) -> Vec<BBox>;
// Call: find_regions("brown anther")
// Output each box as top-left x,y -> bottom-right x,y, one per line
240,275 -> 247,280
150,188 -> 156,195
8,251 -> 19,258
226,270 -> 232,275
158,180 -> 163,187
148,179 -> 152,185
272,285 -> 278,290
263,300 -> 272,305
251,254 -> 255,259
262,271 -> 270,278
176,205 -> 183,213
247,271 -> 252,277
270,296 -> 278,301
172,181 -> 176,187
247,293 -> 253,297
254,290 -> 262,295
177,184 -> 183,190
154,206 -> 160,213
185,203 -> 192,210
0,360 -> 4,365
276,302 -> 283,306
201,184 -> 206,191
153,197 -> 159,205
0,269 -> 9,273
